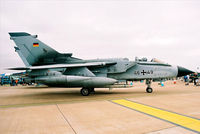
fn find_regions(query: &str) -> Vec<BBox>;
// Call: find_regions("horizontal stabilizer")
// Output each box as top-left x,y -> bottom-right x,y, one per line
7,62 -> 117,70
9,32 -> 31,37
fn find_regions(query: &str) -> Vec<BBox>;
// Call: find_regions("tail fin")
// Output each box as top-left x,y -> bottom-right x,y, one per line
9,32 -> 59,66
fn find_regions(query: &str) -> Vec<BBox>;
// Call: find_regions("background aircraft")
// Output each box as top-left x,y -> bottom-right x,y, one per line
8,32 -> 193,96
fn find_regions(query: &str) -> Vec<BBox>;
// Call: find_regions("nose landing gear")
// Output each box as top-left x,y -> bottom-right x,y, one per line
146,87 -> 153,93
146,79 -> 153,93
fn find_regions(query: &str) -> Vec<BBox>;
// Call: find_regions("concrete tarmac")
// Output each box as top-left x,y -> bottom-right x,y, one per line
0,81 -> 199,134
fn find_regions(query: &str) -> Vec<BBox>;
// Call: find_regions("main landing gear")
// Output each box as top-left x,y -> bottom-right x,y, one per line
146,79 -> 153,93
80,88 -> 95,96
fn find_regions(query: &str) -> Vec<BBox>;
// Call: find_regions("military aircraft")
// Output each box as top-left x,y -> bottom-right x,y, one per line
8,32 -> 193,96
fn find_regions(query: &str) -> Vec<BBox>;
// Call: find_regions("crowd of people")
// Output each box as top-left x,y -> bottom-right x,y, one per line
184,73 -> 199,86
0,77 -> 25,86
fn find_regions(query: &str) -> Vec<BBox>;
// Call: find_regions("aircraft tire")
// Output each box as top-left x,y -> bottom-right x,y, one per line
146,87 -> 153,93
81,88 -> 90,96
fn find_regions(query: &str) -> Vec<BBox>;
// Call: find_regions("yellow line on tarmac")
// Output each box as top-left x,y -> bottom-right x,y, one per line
111,99 -> 200,133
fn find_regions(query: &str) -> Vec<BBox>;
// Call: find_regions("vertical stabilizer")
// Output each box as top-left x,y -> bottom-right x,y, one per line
9,32 -> 59,66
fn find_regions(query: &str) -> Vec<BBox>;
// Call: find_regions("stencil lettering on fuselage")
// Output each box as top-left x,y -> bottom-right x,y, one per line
134,70 -> 154,75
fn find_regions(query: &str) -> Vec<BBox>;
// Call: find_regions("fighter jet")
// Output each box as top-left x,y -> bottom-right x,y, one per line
8,32 -> 193,96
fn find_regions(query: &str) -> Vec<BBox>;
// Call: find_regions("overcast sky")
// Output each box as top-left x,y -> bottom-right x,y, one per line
0,0 -> 200,74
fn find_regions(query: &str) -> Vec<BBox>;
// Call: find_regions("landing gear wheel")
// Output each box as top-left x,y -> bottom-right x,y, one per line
80,88 -> 90,96
146,87 -> 153,93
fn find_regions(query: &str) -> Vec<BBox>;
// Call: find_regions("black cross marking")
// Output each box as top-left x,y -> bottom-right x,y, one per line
141,70 -> 146,75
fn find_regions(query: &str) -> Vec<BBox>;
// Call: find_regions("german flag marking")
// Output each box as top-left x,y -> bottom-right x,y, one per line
33,43 -> 39,47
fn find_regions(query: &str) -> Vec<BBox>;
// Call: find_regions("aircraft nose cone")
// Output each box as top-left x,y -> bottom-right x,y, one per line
177,66 -> 194,77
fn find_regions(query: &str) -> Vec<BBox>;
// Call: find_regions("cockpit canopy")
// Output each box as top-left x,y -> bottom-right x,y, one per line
151,58 -> 165,64
135,57 -> 165,64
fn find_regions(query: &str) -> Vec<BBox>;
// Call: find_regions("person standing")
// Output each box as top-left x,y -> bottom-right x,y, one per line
186,75 -> 190,85
194,73 -> 198,85
15,79 -> 18,86
184,75 -> 187,82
